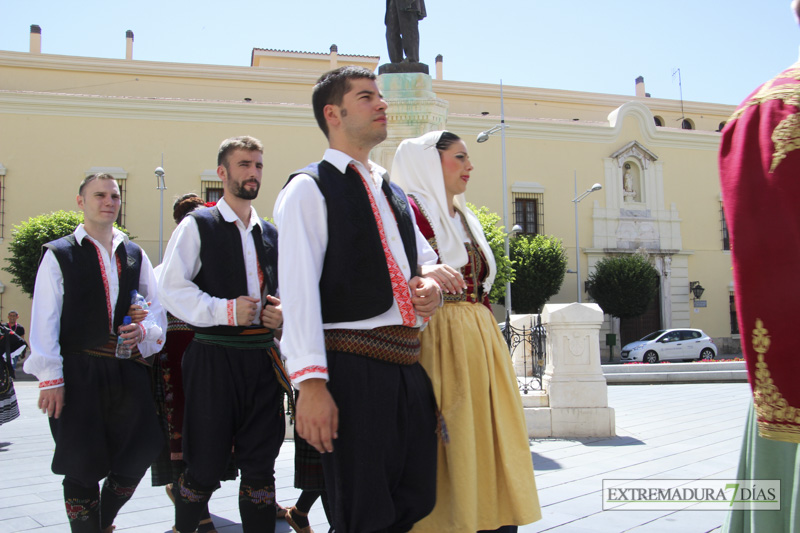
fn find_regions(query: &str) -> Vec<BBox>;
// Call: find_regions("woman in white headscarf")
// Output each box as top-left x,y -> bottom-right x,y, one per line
393,131 -> 541,533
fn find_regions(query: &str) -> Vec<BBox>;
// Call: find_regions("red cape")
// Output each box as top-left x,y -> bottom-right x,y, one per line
720,63 -> 800,443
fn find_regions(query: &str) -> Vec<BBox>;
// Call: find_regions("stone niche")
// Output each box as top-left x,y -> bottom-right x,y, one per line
592,140 -> 683,253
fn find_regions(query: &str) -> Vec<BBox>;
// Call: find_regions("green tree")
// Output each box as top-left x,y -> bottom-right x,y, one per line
586,253 -> 659,319
510,234 -> 568,314
3,210 -> 129,297
467,203 -> 514,303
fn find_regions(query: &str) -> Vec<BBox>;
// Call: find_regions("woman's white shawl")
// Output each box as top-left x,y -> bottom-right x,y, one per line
391,130 -> 497,295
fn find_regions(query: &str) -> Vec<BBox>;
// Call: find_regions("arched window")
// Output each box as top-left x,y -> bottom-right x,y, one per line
653,116 -> 664,127
681,118 -> 694,130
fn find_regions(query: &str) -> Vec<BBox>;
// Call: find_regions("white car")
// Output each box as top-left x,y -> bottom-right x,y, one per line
620,328 -> 716,363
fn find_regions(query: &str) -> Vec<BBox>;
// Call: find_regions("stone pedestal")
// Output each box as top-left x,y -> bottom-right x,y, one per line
378,62 -> 429,75
524,303 -> 615,437
373,72 -> 448,171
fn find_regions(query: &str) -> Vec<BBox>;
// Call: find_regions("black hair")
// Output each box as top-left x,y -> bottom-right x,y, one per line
217,136 -> 263,168
435,131 -> 462,152
312,66 -> 377,138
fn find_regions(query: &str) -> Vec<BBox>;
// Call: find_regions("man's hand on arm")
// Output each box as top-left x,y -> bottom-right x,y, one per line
296,378 -> 338,454
235,295 -> 259,326
419,264 -> 466,295
38,387 -> 65,418
409,276 -> 442,317
261,295 -> 283,330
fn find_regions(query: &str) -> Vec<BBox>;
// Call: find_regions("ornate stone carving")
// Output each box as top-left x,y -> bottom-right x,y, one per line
568,333 -> 586,357
610,140 -> 658,169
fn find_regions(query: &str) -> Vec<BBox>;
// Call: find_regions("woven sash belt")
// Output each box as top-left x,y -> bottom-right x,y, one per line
83,333 -> 148,366
443,292 -> 484,304
193,328 -> 293,413
193,328 -> 275,349
324,325 -> 421,365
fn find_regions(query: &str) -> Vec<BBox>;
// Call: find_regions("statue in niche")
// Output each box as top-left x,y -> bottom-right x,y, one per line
385,0 -> 426,63
622,162 -> 638,202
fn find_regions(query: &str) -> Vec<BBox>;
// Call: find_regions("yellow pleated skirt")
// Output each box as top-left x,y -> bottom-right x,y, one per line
412,301 -> 542,532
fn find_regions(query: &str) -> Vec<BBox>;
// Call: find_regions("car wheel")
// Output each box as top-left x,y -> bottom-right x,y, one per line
644,351 -> 659,364
700,348 -> 715,360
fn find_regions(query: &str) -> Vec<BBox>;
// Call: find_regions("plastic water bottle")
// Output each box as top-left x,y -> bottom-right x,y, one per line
130,290 -> 163,342
131,290 -> 155,329
131,290 -> 149,313
116,315 -> 133,359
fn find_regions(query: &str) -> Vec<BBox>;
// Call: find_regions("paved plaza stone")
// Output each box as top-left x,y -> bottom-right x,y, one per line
0,381 -> 751,532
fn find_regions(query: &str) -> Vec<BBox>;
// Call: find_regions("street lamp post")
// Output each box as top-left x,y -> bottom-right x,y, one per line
572,172 -> 602,303
155,167 -> 166,263
478,80 -> 514,319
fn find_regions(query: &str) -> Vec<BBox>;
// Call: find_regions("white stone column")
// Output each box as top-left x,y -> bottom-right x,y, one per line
540,303 -> 615,437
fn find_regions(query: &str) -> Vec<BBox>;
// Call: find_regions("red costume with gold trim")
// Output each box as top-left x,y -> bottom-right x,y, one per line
720,62 -> 800,443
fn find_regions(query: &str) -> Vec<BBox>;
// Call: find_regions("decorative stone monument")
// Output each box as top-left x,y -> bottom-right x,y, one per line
523,303 -> 615,437
371,0 -> 444,169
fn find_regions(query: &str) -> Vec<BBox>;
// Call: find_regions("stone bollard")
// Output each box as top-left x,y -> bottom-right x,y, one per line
534,303 -> 616,437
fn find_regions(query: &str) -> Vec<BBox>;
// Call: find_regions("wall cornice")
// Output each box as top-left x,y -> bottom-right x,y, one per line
0,52 -> 738,117
446,109 -> 722,151
0,90 -> 316,126
432,79 -> 736,116
0,50 -> 320,85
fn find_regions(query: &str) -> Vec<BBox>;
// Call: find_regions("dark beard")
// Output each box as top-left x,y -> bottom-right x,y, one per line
232,179 -> 260,200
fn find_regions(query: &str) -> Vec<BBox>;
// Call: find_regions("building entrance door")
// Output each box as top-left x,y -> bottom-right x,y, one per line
619,282 -> 662,347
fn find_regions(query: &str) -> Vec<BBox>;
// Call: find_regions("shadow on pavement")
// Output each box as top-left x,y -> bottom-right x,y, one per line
531,451 -> 562,471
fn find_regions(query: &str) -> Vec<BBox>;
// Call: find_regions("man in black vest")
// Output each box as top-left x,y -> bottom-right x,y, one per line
159,136 -> 288,533
26,173 -> 167,533
5,310 -> 25,368
275,66 -> 446,532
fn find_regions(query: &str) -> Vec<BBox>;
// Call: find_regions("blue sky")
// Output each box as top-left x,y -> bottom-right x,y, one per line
1,0 -> 798,105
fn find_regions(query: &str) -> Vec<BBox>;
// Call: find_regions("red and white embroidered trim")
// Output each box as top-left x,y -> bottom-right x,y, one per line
290,366 -> 329,380
39,378 -> 64,388
227,300 -> 236,326
89,242 -> 114,333
257,256 -> 265,297
352,165 -> 416,327
87,241 -> 124,333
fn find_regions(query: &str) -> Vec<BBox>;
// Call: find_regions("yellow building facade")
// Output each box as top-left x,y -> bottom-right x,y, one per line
0,31 -> 737,352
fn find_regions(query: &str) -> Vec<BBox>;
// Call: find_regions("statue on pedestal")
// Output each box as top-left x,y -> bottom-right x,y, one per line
380,0 -> 429,74
622,163 -> 637,202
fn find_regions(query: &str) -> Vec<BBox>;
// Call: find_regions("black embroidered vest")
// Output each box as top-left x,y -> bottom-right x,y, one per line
286,160 -> 418,323
42,235 -> 142,353
189,207 -> 278,334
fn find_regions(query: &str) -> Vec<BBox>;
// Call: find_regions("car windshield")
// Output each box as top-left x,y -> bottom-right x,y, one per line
640,330 -> 666,341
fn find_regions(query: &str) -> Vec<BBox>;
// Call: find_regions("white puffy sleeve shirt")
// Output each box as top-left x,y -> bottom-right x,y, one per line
274,149 -> 437,385
157,197 -> 269,328
25,226 -> 167,389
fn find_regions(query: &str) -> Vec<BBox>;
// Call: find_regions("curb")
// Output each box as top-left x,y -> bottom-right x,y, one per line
602,361 -> 748,384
